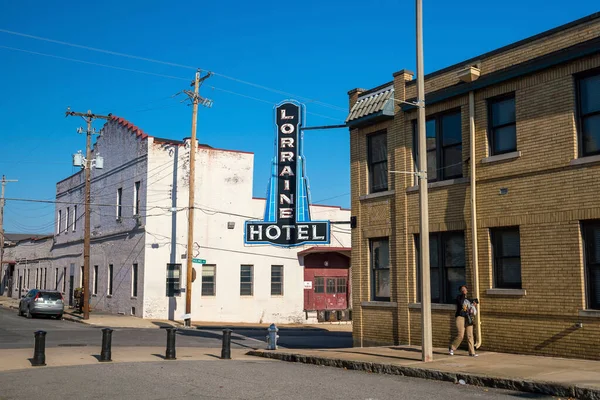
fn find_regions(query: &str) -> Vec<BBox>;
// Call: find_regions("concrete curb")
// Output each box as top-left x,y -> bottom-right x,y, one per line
246,350 -> 600,400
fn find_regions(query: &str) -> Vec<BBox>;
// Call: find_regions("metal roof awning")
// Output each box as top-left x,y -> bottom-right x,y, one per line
346,86 -> 394,127
298,247 -> 351,257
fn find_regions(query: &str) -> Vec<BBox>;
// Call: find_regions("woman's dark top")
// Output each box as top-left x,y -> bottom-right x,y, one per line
455,294 -> 479,318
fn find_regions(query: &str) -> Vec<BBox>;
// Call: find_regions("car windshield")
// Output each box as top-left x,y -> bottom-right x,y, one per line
39,292 -> 62,301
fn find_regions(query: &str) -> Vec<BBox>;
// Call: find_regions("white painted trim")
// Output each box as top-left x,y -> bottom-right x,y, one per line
359,190 -> 395,201
570,154 -> 600,166
579,309 -> 600,318
481,151 -> 522,164
486,288 -> 526,296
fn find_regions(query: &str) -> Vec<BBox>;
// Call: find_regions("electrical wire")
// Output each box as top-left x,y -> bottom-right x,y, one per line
0,29 -> 347,112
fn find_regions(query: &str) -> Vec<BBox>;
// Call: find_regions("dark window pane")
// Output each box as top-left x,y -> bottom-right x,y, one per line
39,292 -> 62,301
166,264 -> 181,297
580,74 -> 600,115
337,278 -> 347,294
326,279 -> 336,294
314,277 -> 324,293
376,269 -> 390,298
585,224 -> 600,265
429,236 -> 439,269
372,239 -> 390,270
491,98 -> 516,126
368,133 -> 387,163
498,258 -> 522,286
427,150 -> 437,180
582,114 -> 600,155
442,113 -> 462,146
426,119 -> 436,150
443,145 -> 462,178
202,265 -> 216,296
271,265 -> 283,296
240,265 -> 253,296
445,233 -> 465,267
447,267 -> 466,303
430,268 -> 440,303
371,162 -> 388,192
499,230 -> 521,257
493,125 -> 517,154
589,267 -> 600,309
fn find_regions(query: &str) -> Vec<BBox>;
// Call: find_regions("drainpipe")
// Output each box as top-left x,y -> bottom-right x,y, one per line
469,90 -> 482,349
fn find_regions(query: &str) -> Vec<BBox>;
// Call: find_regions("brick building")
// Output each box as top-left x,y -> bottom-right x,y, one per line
347,12 -> 600,359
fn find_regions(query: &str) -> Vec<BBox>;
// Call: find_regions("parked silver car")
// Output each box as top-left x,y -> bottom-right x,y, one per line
18,289 -> 64,319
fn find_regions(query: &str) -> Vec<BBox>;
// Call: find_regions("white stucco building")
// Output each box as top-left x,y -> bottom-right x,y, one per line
4,116 -> 350,324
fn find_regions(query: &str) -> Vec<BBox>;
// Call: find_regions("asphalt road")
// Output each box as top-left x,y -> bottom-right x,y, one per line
0,360 -> 553,400
0,306 -> 351,350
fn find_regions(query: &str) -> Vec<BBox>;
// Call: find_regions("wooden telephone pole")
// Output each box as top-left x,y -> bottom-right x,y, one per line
0,176 -> 18,295
181,70 -> 212,327
65,109 -> 111,320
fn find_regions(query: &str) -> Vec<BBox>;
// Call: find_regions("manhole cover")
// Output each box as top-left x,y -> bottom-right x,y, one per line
57,344 -> 87,347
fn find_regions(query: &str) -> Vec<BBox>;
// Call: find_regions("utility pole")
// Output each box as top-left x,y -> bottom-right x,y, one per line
66,109 -> 111,320
180,70 -> 212,328
0,176 -> 18,295
416,0 -> 433,362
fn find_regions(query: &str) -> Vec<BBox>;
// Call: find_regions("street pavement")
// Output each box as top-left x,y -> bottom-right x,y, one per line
0,360 -> 553,400
0,306 -> 351,350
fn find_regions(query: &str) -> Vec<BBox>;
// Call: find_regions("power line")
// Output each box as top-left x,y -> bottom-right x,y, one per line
0,29 -> 347,112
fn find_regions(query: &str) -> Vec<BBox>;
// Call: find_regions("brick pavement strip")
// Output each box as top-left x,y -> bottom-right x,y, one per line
246,349 -> 600,400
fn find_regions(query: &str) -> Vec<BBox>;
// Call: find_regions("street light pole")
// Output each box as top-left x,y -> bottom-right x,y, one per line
416,0 -> 433,362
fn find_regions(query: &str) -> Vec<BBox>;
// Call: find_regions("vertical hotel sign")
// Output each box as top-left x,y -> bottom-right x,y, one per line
245,101 -> 330,247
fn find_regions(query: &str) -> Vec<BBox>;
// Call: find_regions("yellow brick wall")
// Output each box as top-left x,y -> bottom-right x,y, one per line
350,26 -> 600,358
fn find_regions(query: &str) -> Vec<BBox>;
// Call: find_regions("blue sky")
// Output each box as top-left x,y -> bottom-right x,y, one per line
0,0 -> 598,233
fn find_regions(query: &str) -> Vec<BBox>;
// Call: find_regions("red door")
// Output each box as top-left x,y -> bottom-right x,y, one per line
304,270 -> 348,310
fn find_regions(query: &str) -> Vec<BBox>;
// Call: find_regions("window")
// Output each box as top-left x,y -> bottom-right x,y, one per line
240,265 -> 253,296
416,231 -> 466,304
367,131 -> 388,193
108,264 -> 113,296
337,278 -> 347,294
93,265 -> 98,295
488,94 -> 517,155
370,238 -> 390,301
271,265 -> 283,296
326,278 -> 336,294
73,205 -> 77,231
166,264 -> 181,297
577,72 -> 600,157
491,227 -> 522,289
201,264 -> 216,296
134,181 -> 141,216
63,267 -> 66,293
132,264 -> 138,297
116,188 -> 123,219
80,265 -> 84,288
55,268 -> 59,291
44,268 -> 47,289
413,111 -> 463,182
66,207 -> 70,233
582,221 -> 600,309
57,210 -> 62,234
314,277 -> 325,293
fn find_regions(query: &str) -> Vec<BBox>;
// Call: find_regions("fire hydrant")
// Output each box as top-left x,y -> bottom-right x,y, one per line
266,323 -> 279,350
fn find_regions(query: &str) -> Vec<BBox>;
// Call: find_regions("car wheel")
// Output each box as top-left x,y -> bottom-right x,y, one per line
25,307 -> 32,319
55,314 -> 63,320
17,305 -> 23,317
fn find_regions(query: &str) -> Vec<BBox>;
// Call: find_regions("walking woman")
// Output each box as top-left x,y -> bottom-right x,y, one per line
449,285 -> 479,357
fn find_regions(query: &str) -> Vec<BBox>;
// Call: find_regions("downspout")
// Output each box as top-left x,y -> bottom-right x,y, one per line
469,90 -> 482,349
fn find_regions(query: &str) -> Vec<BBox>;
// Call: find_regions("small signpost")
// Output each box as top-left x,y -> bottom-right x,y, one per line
192,258 -> 206,264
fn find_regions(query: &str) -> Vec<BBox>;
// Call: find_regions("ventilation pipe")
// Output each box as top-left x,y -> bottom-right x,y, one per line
459,65 -> 482,349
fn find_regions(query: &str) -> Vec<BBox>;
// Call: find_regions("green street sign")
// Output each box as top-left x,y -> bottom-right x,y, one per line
192,258 -> 206,264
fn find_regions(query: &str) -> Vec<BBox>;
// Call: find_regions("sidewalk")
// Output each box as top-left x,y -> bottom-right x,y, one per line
0,296 -> 351,331
248,346 -> 600,399
0,347 -> 263,372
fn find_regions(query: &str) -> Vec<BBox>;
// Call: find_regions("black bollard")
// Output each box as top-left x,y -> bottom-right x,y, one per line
221,329 -> 232,360
32,330 -> 47,367
100,328 -> 113,362
165,328 -> 177,360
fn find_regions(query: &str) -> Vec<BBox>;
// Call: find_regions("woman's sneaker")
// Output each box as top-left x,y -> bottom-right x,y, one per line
449,347 -> 454,355
469,353 -> 478,357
